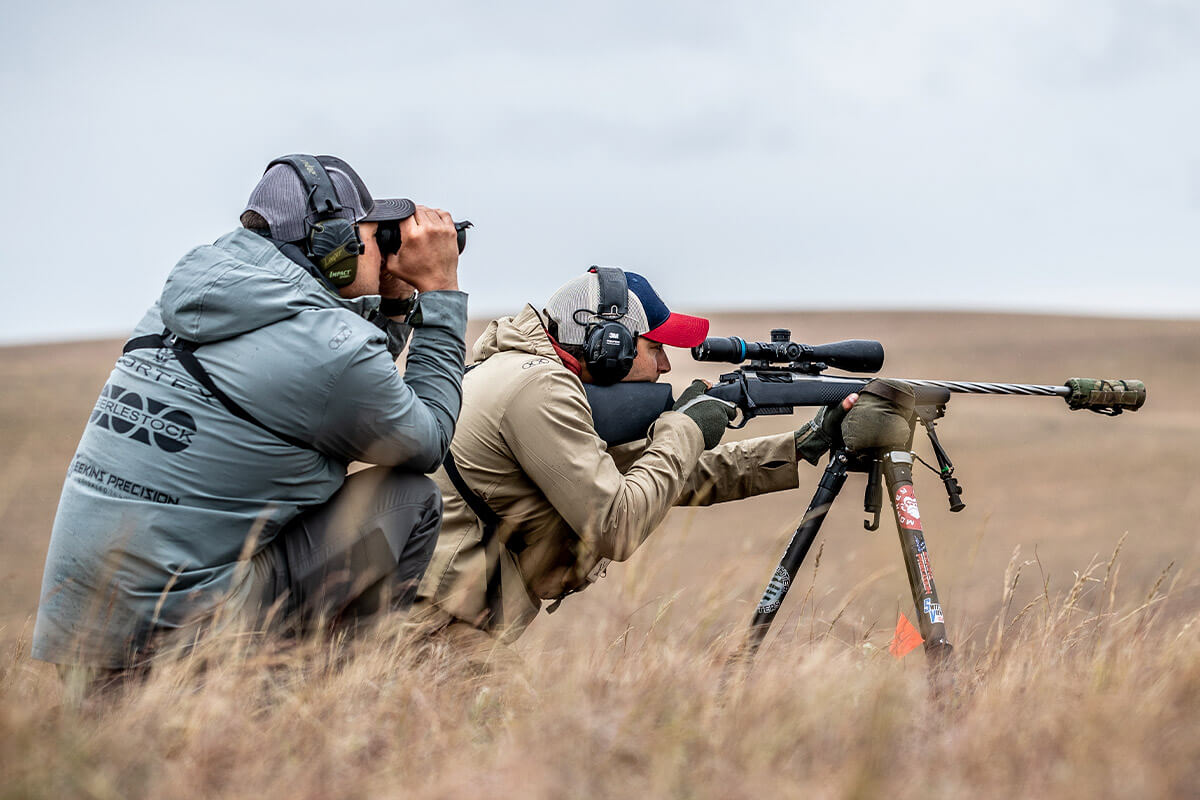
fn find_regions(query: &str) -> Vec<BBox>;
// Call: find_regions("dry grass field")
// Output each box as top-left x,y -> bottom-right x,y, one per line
1,311 -> 1198,799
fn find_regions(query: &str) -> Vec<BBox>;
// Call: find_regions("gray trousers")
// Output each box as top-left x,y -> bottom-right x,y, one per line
254,466 -> 443,632
59,467 -> 442,696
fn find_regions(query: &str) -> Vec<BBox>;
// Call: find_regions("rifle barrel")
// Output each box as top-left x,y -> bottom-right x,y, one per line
899,378 -> 1145,413
899,380 -> 1069,398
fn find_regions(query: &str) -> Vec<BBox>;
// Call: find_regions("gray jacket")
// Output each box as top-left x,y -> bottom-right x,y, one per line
33,229 -> 467,667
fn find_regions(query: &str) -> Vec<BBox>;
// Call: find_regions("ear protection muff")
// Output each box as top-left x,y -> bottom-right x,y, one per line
267,154 -> 364,288
581,266 -> 638,385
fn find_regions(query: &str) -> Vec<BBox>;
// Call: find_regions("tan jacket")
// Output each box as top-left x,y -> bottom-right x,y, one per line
412,306 -> 800,641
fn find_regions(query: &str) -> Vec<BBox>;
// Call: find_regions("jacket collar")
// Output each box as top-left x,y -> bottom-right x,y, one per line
546,335 -> 582,376
261,235 -> 342,294
472,304 -> 568,366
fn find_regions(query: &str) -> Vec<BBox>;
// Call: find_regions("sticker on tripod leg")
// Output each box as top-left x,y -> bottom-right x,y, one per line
915,543 -> 934,594
756,566 -> 791,614
895,485 -> 922,530
923,597 -> 944,624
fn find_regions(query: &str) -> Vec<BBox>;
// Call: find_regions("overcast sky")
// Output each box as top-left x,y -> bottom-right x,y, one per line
1,0 -> 1197,344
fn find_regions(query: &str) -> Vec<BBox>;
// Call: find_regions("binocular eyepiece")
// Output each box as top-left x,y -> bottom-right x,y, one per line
692,329 -> 884,374
375,220 -> 473,258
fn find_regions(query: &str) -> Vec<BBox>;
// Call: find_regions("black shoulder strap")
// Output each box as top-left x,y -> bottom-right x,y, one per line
442,449 -> 501,531
443,448 -> 506,630
123,330 -> 317,452
440,362 -> 510,630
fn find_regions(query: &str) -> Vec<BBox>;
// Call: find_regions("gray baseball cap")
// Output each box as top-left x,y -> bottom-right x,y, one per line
362,197 -> 417,222
243,155 -> 375,243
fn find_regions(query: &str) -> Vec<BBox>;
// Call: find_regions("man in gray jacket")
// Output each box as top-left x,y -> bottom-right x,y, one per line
33,154 -> 467,679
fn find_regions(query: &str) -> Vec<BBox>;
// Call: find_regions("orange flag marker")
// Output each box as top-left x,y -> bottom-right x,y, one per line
889,613 -> 924,659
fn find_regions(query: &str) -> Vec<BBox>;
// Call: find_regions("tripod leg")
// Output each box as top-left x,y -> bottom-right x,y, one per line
727,452 -> 851,675
881,450 -> 953,668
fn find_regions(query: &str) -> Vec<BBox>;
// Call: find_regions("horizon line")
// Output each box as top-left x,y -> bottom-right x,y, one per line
2,304 -> 1197,349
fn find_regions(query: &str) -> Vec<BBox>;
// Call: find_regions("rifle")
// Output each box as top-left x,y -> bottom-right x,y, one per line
583,328 -> 1145,681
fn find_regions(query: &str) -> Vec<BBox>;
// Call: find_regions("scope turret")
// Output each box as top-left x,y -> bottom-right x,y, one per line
692,332 -> 884,374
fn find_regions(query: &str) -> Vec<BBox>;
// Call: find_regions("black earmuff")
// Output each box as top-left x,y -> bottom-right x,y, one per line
268,154 -> 364,288
582,266 -> 638,385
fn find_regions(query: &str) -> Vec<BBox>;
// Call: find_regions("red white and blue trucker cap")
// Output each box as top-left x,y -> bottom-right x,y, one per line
544,268 -> 710,347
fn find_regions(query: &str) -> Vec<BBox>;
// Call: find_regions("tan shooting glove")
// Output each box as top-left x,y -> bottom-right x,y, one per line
841,378 -> 917,453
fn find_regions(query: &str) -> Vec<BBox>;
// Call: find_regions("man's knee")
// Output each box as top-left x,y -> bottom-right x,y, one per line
308,471 -> 444,622
381,469 -> 441,524
364,470 -> 442,561
363,468 -> 441,513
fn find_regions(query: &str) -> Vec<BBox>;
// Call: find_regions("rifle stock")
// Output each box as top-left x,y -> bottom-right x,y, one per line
583,382 -> 674,447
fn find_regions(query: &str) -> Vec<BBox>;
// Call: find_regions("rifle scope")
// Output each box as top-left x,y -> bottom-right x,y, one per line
692,330 -> 884,374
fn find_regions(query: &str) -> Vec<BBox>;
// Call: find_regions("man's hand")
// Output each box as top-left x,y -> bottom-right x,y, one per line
386,205 -> 460,293
672,379 -> 737,450
378,269 -> 416,302
794,393 -> 858,465
841,378 -> 917,453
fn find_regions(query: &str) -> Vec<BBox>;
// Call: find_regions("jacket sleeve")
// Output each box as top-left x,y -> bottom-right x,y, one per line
315,291 -> 467,470
380,317 -> 413,359
502,371 -> 706,562
674,431 -> 800,506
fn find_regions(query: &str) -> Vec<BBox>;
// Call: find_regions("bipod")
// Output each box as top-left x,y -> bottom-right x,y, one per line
913,399 -> 965,514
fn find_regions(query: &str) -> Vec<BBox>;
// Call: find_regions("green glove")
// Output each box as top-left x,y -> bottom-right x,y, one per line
794,402 -> 851,465
672,379 -> 737,449
841,378 -> 917,453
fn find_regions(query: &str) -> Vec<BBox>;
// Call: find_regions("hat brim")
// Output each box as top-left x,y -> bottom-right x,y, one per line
643,312 -> 709,348
362,198 -> 416,222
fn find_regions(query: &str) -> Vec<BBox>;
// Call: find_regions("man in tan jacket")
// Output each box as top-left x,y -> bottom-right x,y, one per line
412,267 -> 853,656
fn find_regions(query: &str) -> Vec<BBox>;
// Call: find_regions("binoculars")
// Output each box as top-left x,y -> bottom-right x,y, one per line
375,219 -> 472,257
